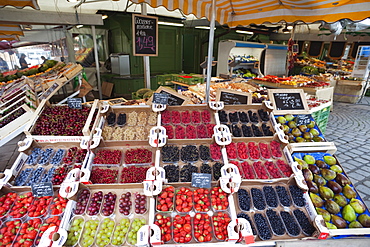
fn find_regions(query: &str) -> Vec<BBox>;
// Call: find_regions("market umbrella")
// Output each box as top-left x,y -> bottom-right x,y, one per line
0,0 -> 39,9
132,0 -> 370,102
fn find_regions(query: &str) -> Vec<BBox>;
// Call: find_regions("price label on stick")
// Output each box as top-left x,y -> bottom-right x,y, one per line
31,182 -> 54,197
153,93 -> 168,105
191,173 -> 211,188
68,98 -> 82,109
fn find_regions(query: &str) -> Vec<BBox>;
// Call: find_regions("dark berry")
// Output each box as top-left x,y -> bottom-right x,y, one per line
161,146 -> 179,162
266,209 -> 286,236
248,110 -> 259,123
213,162 -> 223,180
238,111 -> 249,123
253,213 -> 272,240
242,125 -> 253,137
164,164 -> 179,182
237,213 -> 256,235
232,124 -> 242,137
293,209 -> 316,236
107,112 -> 116,126
237,189 -> 251,211
229,112 -> 239,123
180,164 -> 198,182
200,163 -> 211,174
280,211 -> 301,236
262,123 -> 273,136
289,185 -> 306,207
251,124 -> 263,137
219,110 -> 228,123
258,109 -> 269,122
181,145 -> 199,162
199,145 -> 210,161
276,186 -> 292,207
117,113 -> 126,126
263,186 -> 278,208
251,188 -> 266,210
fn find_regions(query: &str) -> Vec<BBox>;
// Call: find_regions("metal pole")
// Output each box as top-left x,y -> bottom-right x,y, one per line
205,0 -> 216,103
142,3 -> 151,89
92,25 -> 103,100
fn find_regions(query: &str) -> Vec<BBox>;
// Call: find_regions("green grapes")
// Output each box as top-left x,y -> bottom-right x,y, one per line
80,219 -> 99,247
126,218 -> 146,245
111,218 -> 130,246
96,218 -> 115,247
65,217 -> 84,246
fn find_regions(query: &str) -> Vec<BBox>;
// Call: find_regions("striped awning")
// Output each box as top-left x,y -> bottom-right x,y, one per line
0,0 -> 39,10
0,24 -> 23,36
0,35 -> 19,41
132,0 -> 370,27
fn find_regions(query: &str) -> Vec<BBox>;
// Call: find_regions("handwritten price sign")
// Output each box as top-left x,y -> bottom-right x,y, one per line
133,14 -> 158,56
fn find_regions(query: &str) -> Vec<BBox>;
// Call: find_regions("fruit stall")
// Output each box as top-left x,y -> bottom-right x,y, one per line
0,88 -> 369,247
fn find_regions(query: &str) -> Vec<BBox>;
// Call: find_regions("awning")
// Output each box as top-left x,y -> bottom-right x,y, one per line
132,0 -> 370,27
0,24 -> 24,36
0,0 -> 39,10
0,35 -> 19,41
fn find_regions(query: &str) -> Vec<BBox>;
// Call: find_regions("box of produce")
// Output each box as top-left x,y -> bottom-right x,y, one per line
290,149 -> 370,236
23,99 -> 101,142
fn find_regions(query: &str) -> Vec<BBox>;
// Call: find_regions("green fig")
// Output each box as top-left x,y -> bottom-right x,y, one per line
277,116 -> 287,124
335,173 -> 351,187
325,222 -> 337,229
310,192 -> 324,207
292,128 -> 302,137
323,156 -> 337,166
299,125 -> 308,132
303,155 -> 316,165
303,168 -> 313,181
330,165 -> 343,173
288,121 -> 297,129
313,136 -> 325,142
284,114 -> 294,121
342,204 -> 357,222
349,221 -> 363,228
350,198 -> 366,214
327,181 -> 342,194
325,199 -> 340,214
282,124 -> 290,134
307,180 -> 319,193
307,121 -> 316,129
331,214 -> 348,229
321,168 -> 336,181
296,137 -> 305,142
303,132 -> 313,140
334,194 -> 348,207
315,160 -> 327,169
358,214 -> 370,227
314,174 -> 326,186
309,128 -> 320,136
294,157 -> 308,169
308,164 -> 320,174
343,184 -> 357,199
319,186 -> 334,199
316,208 -> 331,222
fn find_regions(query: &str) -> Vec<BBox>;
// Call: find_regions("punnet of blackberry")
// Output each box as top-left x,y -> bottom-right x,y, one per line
238,111 -> 249,123
276,186 -> 292,207
280,211 -> 301,236
161,146 -> 179,162
251,188 -> 266,210
266,209 -> 286,236
289,185 -> 306,207
293,209 -> 316,236
200,163 -> 212,174
117,113 -> 127,126
219,110 -> 228,123
258,109 -> 270,122
242,124 -> 253,137
199,145 -> 210,161
251,124 -> 263,137
232,124 -> 242,137
164,164 -> 179,182
213,162 -> 223,180
181,145 -> 199,162
248,110 -> 259,123
107,112 -> 116,126
237,212 -> 257,235
229,112 -> 239,123
263,186 -> 278,208
261,123 -> 274,136
237,188 -> 251,211
180,164 -> 198,182
253,213 -> 272,240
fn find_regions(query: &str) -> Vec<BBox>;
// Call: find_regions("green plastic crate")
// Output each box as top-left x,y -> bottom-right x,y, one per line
156,74 -> 174,85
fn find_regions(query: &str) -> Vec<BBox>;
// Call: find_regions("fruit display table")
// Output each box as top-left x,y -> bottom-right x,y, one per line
0,89 -> 369,247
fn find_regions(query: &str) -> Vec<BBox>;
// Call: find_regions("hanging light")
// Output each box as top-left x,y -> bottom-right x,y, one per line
102,15 -> 108,20
23,25 -> 32,30
282,24 -> 290,33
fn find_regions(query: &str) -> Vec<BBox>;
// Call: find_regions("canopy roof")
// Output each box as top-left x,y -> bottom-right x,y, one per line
0,0 -> 39,9
132,0 -> 370,27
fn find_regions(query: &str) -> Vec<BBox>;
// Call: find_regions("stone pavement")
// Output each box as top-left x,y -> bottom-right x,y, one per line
0,98 -> 369,208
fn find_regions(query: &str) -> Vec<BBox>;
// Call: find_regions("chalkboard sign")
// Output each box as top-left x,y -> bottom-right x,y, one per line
273,92 -> 305,111
31,182 -> 54,197
68,98 -> 82,109
328,42 -> 346,59
153,93 -> 169,105
191,173 -> 212,188
216,88 -> 252,105
308,41 -> 324,57
296,114 -> 312,126
132,14 -> 158,56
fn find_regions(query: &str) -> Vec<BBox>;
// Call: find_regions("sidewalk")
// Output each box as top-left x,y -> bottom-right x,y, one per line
0,99 -> 369,207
